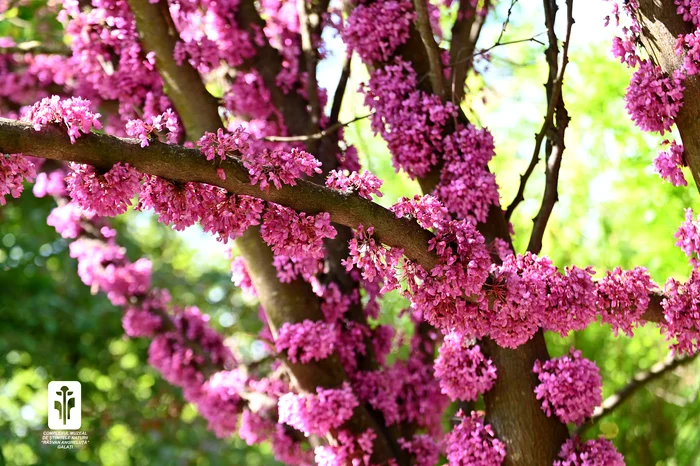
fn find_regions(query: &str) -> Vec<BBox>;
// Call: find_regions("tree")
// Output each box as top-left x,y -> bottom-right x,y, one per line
0,0 -> 699,465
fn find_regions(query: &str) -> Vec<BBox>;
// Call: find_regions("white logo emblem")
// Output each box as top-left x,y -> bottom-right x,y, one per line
48,381 -> 81,430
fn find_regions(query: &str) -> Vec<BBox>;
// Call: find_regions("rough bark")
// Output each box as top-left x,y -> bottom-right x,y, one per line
637,0 -> 700,191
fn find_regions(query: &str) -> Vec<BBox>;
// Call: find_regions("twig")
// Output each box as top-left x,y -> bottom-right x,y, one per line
0,41 -> 72,56
449,0 -> 491,103
527,0 -> 574,254
449,33 -> 547,67
262,114 -> 371,142
496,0 -> 519,45
575,352 -> 700,436
297,0 -> 322,131
330,54 -> 351,125
505,1 -> 571,224
413,0 -> 446,99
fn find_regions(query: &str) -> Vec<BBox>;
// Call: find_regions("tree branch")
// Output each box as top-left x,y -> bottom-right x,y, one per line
262,114 -> 371,143
330,54 -> 352,126
637,0 -> 700,193
413,0 -> 446,99
449,0 -> 490,103
0,41 -> 72,56
574,351 -> 700,436
124,0 -> 402,460
527,0 -> 574,254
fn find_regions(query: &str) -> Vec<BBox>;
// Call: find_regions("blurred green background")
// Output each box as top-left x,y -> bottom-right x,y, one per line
1,0 -> 699,465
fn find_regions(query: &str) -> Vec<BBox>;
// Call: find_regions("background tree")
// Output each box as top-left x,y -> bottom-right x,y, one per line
0,0 -> 699,465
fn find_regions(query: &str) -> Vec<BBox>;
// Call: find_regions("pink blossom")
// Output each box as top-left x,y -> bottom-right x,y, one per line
438,124 -> 500,223
314,429 -> 376,466
66,163 -> 141,216
126,109 -> 180,146
122,306 -> 163,338
47,202 -> 92,239
33,170 -> 67,198
325,169 -> 383,200
278,383 -> 358,436
654,141 -> 687,186
486,252 -> 557,348
445,410 -> 506,466
363,59 -> 458,178
193,369 -> 246,438
554,437 -> 625,466
343,0 -> 414,62
398,435 -> 439,466
244,147 -> 321,190
275,320 -> 337,364
197,127 -> 250,161
661,270 -> 700,355
343,225 -> 402,291
675,208 -> 700,269
0,154 -> 36,205
25,96 -> 102,143
261,204 -> 337,260
231,256 -> 256,296
238,410 -> 276,445
544,265 -> 597,336
625,60 -> 684,134
596,267 -> 654,336
533,348 -> 602,425
675,0 -> 700,27
391,194 -> 451,230
434,334 -> 497,401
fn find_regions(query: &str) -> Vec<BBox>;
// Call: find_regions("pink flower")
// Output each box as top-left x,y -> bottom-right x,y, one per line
435,334 -> 497,401
625,60 -> 684,134
398,435 -> 439,466
197,127 -> 250,161
661,270 -> 700,355
261,204 -> 337,261
66,163 -> 141,216
554,437 -> 625,466
244,147 -> 321,190
445,410 -> 506,466
654,141 -> 687,186
675,208 -> 700,269
275,320 -> 337,364
0,154 -> 36,205
343,0 -> 414,63
278,383 -> 359,436
533,348 -> 602,425
25,96 -> 102,143
325,169 -> 383,200
126,109 -> 180,146
596,267 -> 654,336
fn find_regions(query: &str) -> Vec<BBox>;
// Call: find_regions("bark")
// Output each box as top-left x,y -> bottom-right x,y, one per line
637,0 -> 700,191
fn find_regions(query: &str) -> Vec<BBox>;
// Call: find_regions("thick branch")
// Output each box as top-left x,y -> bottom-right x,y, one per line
575,352 -> 700,436
637,0 -> 700,192
449,0 -> 490,103
413,0 -> 446,99
0,118 -> 440,271
127,0 -> 221,139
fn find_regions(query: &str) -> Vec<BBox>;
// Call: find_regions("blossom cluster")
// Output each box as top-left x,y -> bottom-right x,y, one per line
25,95 -> 102,143
342,0 -> 414,62
278,384 -> 359,437
675,208 -> 700,269
445,410 -> 506,466
66,163 -> 141,216
554,437 -> 625,466
0,154 -> 36,205
434,334 -> 497,401
596,267 -> 654,336
325,170 -> 383,200
533,348 -> 602,425
654,141 -> 687,186
125,109 -> 180,147
275,320 -> 337,364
